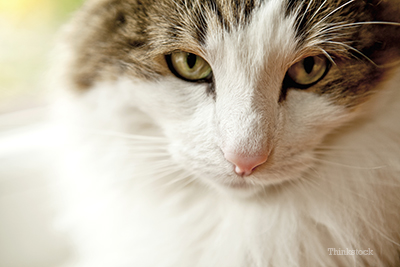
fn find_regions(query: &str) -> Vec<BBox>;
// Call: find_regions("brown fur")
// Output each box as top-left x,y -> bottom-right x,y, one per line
287,0 -> 400,107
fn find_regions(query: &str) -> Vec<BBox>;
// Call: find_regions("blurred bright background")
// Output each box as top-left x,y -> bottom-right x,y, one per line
0,0 -> 82,112
0,1 -> 83,267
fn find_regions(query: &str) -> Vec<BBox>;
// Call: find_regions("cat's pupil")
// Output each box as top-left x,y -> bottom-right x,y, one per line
187,53 -> 197,69
303,57 -> 315,74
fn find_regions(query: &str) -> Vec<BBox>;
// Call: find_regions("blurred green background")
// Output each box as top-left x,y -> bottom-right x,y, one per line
0,0 -> 83,112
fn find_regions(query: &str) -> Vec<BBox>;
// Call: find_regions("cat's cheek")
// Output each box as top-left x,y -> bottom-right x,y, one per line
283,90 -> 351,134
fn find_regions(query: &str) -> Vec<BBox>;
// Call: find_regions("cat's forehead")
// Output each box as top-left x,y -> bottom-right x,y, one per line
130,0 -> 373,48
67,0 -> 400,107
75,0 -> 371,52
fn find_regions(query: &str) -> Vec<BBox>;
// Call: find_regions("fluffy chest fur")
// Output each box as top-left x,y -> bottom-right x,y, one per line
55,0 -> 400,266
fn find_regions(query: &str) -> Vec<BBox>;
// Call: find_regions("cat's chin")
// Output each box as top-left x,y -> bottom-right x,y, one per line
208,171 -> 303,198
214,182 -> 263,198
221,180 -> 255,190
209,178 -> 271,198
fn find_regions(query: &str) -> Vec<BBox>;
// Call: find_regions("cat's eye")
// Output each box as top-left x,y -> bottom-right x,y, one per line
287,56 -> 329,87
166,52 -> 212,82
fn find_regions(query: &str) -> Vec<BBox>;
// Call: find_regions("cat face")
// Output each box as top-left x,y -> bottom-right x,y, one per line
64,0 -> 400,193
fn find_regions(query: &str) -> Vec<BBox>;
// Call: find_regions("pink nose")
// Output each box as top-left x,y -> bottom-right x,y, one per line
224,152 -> 269,176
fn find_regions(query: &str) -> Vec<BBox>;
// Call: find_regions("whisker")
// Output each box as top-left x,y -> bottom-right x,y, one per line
334,179 -> 400,187
319,21 -> 400,36
87,130 -> 168,142
124,169 -> 185,190
295,0 -> 314,26
315,145 -> 354,150
319,47 -> 336,65
148,168 -> 183,180
87,147 -> 170,158
306,0 -> 327,27
165,177 -> 197,194
312,151 -> 358,157
311,157 -> 386,170
120,148 -> 168,153
125,165 -> 181,178
122,166 -> 184,186
142,169 -> 194,193
119,141 -> 168,145
105,143 -> 168,149
145,161 -> 181,170
323,40 -> 378,66
311,0 -> 356,32
162,171 -> 194,189
125,154 -> 170,159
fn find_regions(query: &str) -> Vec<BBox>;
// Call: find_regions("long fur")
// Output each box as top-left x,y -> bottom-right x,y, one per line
55,0 -> 400,266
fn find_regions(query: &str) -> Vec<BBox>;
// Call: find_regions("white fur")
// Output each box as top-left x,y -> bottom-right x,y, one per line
56,1 -> 400,266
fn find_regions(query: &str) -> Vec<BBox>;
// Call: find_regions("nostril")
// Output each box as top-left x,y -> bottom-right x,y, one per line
223,152 -> 269,176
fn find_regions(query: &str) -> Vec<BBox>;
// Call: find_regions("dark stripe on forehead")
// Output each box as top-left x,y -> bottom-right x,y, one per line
243,0 -> 257,20
161,0 -> 225,45
205,0 -> 226,29
167,0 -> 261,45
204,0 -> 260,32
194,0 -> 225,44
285,0 -> 301,15
233,0 -> 258,24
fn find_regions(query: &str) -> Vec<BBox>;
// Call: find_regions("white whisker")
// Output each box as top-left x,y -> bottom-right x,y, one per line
87,130 -> 168,142
121,142 -> 168,146
307,0 -> 327,27
123,148 -> 169,153
319,47 -> 336,65
324,40 -> 378,66
129,167 -> 184,184
162,171 -> 193,188
311,157 -> 386,170
311,0 -> 356,32
126,154 -> 170,159
319,21 -> 400,36
119,148 -> 168,152
296,0 -> 314,26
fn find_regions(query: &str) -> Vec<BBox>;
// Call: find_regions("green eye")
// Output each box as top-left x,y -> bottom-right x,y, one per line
167,52 -> 212,81
287,55 -> 329,86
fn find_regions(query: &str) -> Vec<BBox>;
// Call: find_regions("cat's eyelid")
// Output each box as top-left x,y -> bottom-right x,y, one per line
165,50 -> 211,68
290,52 -> 327,67
166,49 -> 207,59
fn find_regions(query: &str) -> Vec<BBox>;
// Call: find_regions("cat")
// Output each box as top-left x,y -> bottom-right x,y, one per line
53,0 -> 400,266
